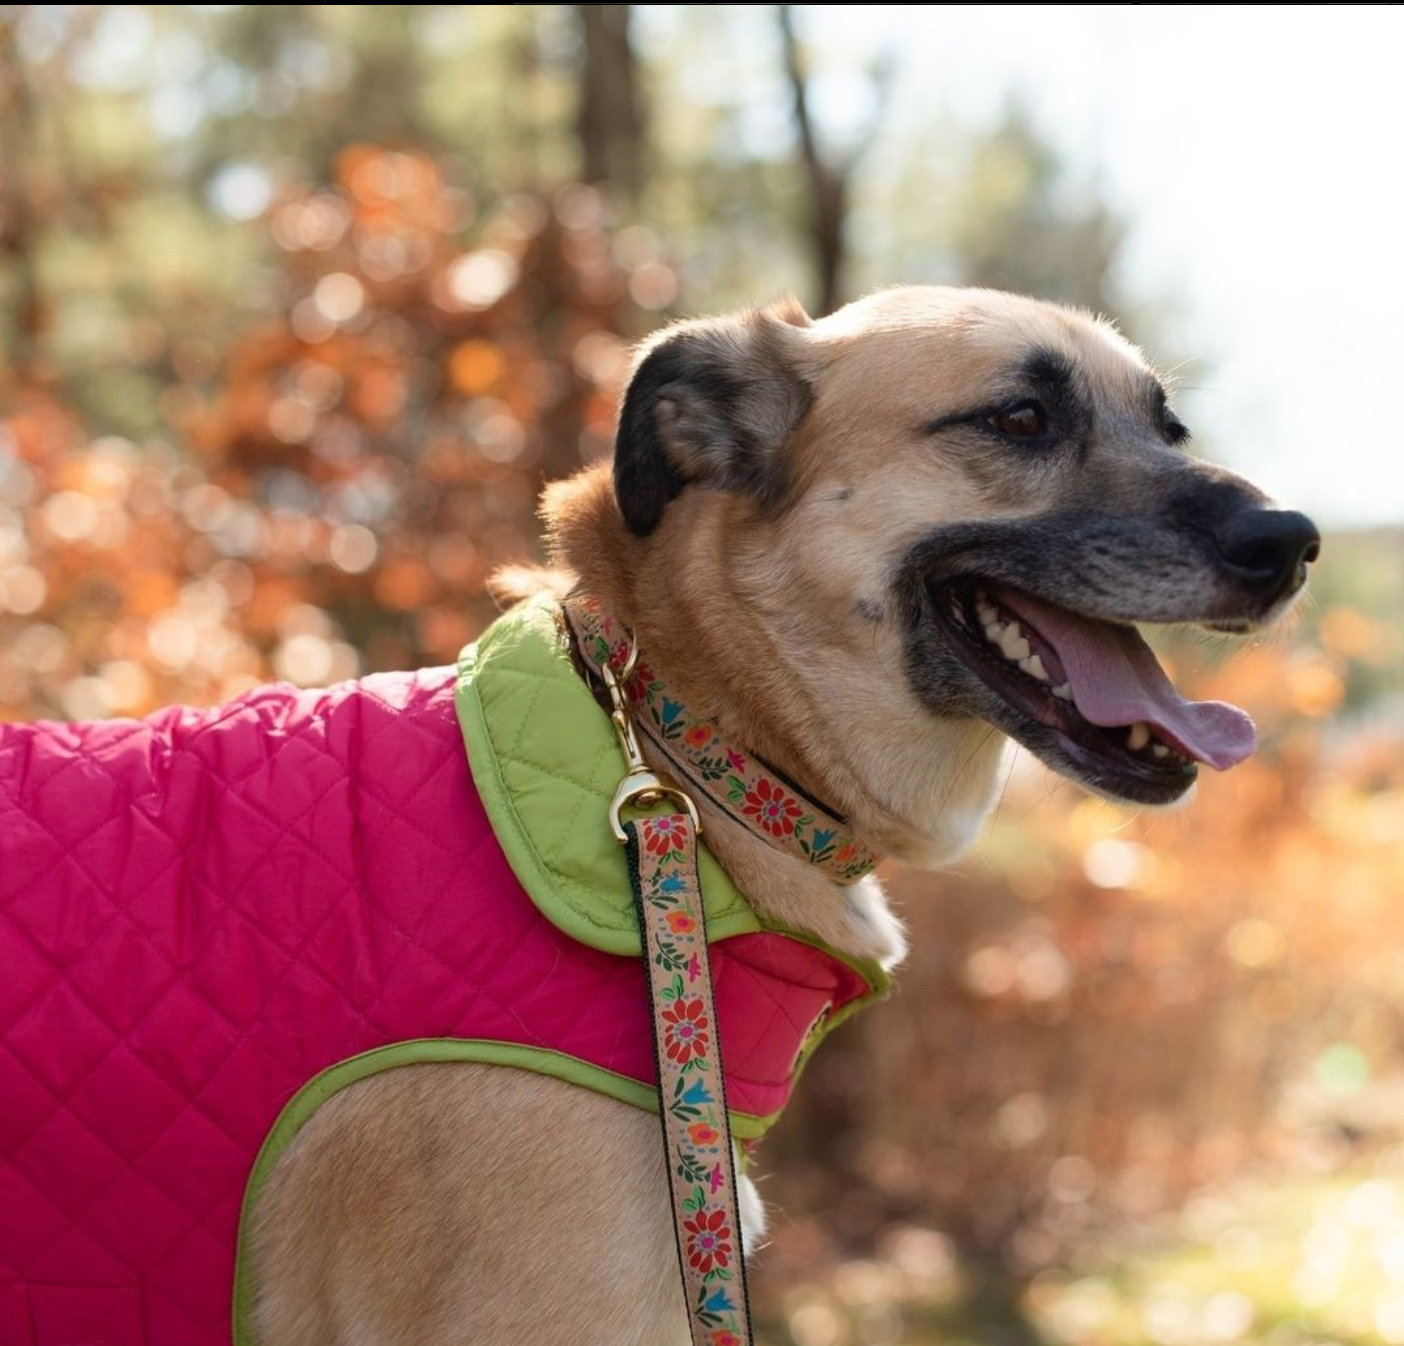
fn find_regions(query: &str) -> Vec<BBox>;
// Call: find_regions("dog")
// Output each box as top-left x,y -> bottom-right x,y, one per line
1,287 -> 1317,1345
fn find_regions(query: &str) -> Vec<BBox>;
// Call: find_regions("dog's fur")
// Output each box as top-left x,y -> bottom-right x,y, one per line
250,287 -> 1314,1344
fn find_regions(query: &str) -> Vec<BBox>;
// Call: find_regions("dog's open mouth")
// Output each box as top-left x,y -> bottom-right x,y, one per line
930,578 -> 1257,803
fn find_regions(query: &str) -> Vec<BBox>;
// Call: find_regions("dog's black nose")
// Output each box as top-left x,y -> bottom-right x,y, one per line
1215,508 -> 1320,600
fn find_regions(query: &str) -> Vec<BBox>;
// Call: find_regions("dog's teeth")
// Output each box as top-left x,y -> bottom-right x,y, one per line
1151,742 -> 1170,759
984,622 -> 1004,643
1128,722 -> 1151,752
1019,654 -> 1048,681
998,625 -> 1031,662
976,602 -> 998,626
1052,683 -> 1072,700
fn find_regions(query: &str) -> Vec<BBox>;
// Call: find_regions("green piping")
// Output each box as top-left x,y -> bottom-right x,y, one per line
230,1037 -> 780,1343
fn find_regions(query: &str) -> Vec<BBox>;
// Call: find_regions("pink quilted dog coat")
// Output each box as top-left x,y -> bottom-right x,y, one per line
0,600 -> 884,1345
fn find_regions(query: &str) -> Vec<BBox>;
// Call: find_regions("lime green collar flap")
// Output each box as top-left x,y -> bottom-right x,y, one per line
456,595 -> 889,998
456,594 -> 765,957
452,597 -> 887,999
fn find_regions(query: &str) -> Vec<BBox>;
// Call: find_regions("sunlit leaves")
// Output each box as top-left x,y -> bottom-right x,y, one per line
0,143 -> 673,718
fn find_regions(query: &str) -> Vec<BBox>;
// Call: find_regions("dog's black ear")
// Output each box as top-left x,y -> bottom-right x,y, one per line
613,296 -> 815,535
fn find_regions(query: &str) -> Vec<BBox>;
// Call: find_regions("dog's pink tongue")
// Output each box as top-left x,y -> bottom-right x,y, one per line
996,589 -> 1257,770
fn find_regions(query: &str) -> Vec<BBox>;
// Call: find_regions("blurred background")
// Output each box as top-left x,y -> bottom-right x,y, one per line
1,6 -> 1402,1343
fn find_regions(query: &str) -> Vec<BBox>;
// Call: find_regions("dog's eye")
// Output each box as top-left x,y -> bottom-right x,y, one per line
988,401 -> 1048,439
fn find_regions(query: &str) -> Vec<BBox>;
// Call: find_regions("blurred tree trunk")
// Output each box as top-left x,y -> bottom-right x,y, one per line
777,4 -> 846,316
575,5 -> 645,200
956,1258 -> 1054,1346
0,12 -> 43,373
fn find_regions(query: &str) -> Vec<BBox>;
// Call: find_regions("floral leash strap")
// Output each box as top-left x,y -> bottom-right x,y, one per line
582,611 -> 754,1344
626,814 -> 753,1346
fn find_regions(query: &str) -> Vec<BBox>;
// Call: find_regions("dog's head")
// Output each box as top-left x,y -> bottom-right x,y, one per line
554,287 -> 1318,859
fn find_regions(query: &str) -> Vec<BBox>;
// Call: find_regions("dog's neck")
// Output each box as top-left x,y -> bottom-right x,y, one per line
564,594 -> 881,884
561,591 -> 905,963
539,466 -> 932,966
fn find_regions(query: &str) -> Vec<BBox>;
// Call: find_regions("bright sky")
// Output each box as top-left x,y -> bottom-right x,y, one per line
798,5 -> 1404,530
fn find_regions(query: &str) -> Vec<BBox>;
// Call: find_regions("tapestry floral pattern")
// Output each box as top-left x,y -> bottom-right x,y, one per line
576,602 -> 877,882
631,812 -> 753,1344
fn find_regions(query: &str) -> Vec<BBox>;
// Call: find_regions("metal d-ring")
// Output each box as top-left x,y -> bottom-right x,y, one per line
608,770 -> 702,845
599,632 -> 702,844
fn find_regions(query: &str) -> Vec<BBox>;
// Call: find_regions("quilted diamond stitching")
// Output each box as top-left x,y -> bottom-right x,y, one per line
1,680 -> 448,1325
474,662 -> 755,934
3,861 -> 361,1281
1,647 -> 868,1346
306,679 -> 580,1039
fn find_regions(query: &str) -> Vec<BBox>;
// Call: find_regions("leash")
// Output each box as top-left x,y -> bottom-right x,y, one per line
592,624 -> 755,1346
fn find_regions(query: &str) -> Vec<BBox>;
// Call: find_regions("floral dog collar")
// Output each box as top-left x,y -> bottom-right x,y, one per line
564,594 -> 879,884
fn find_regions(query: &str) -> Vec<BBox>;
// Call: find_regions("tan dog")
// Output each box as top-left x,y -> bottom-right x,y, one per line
249,287 -> 1317,1344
